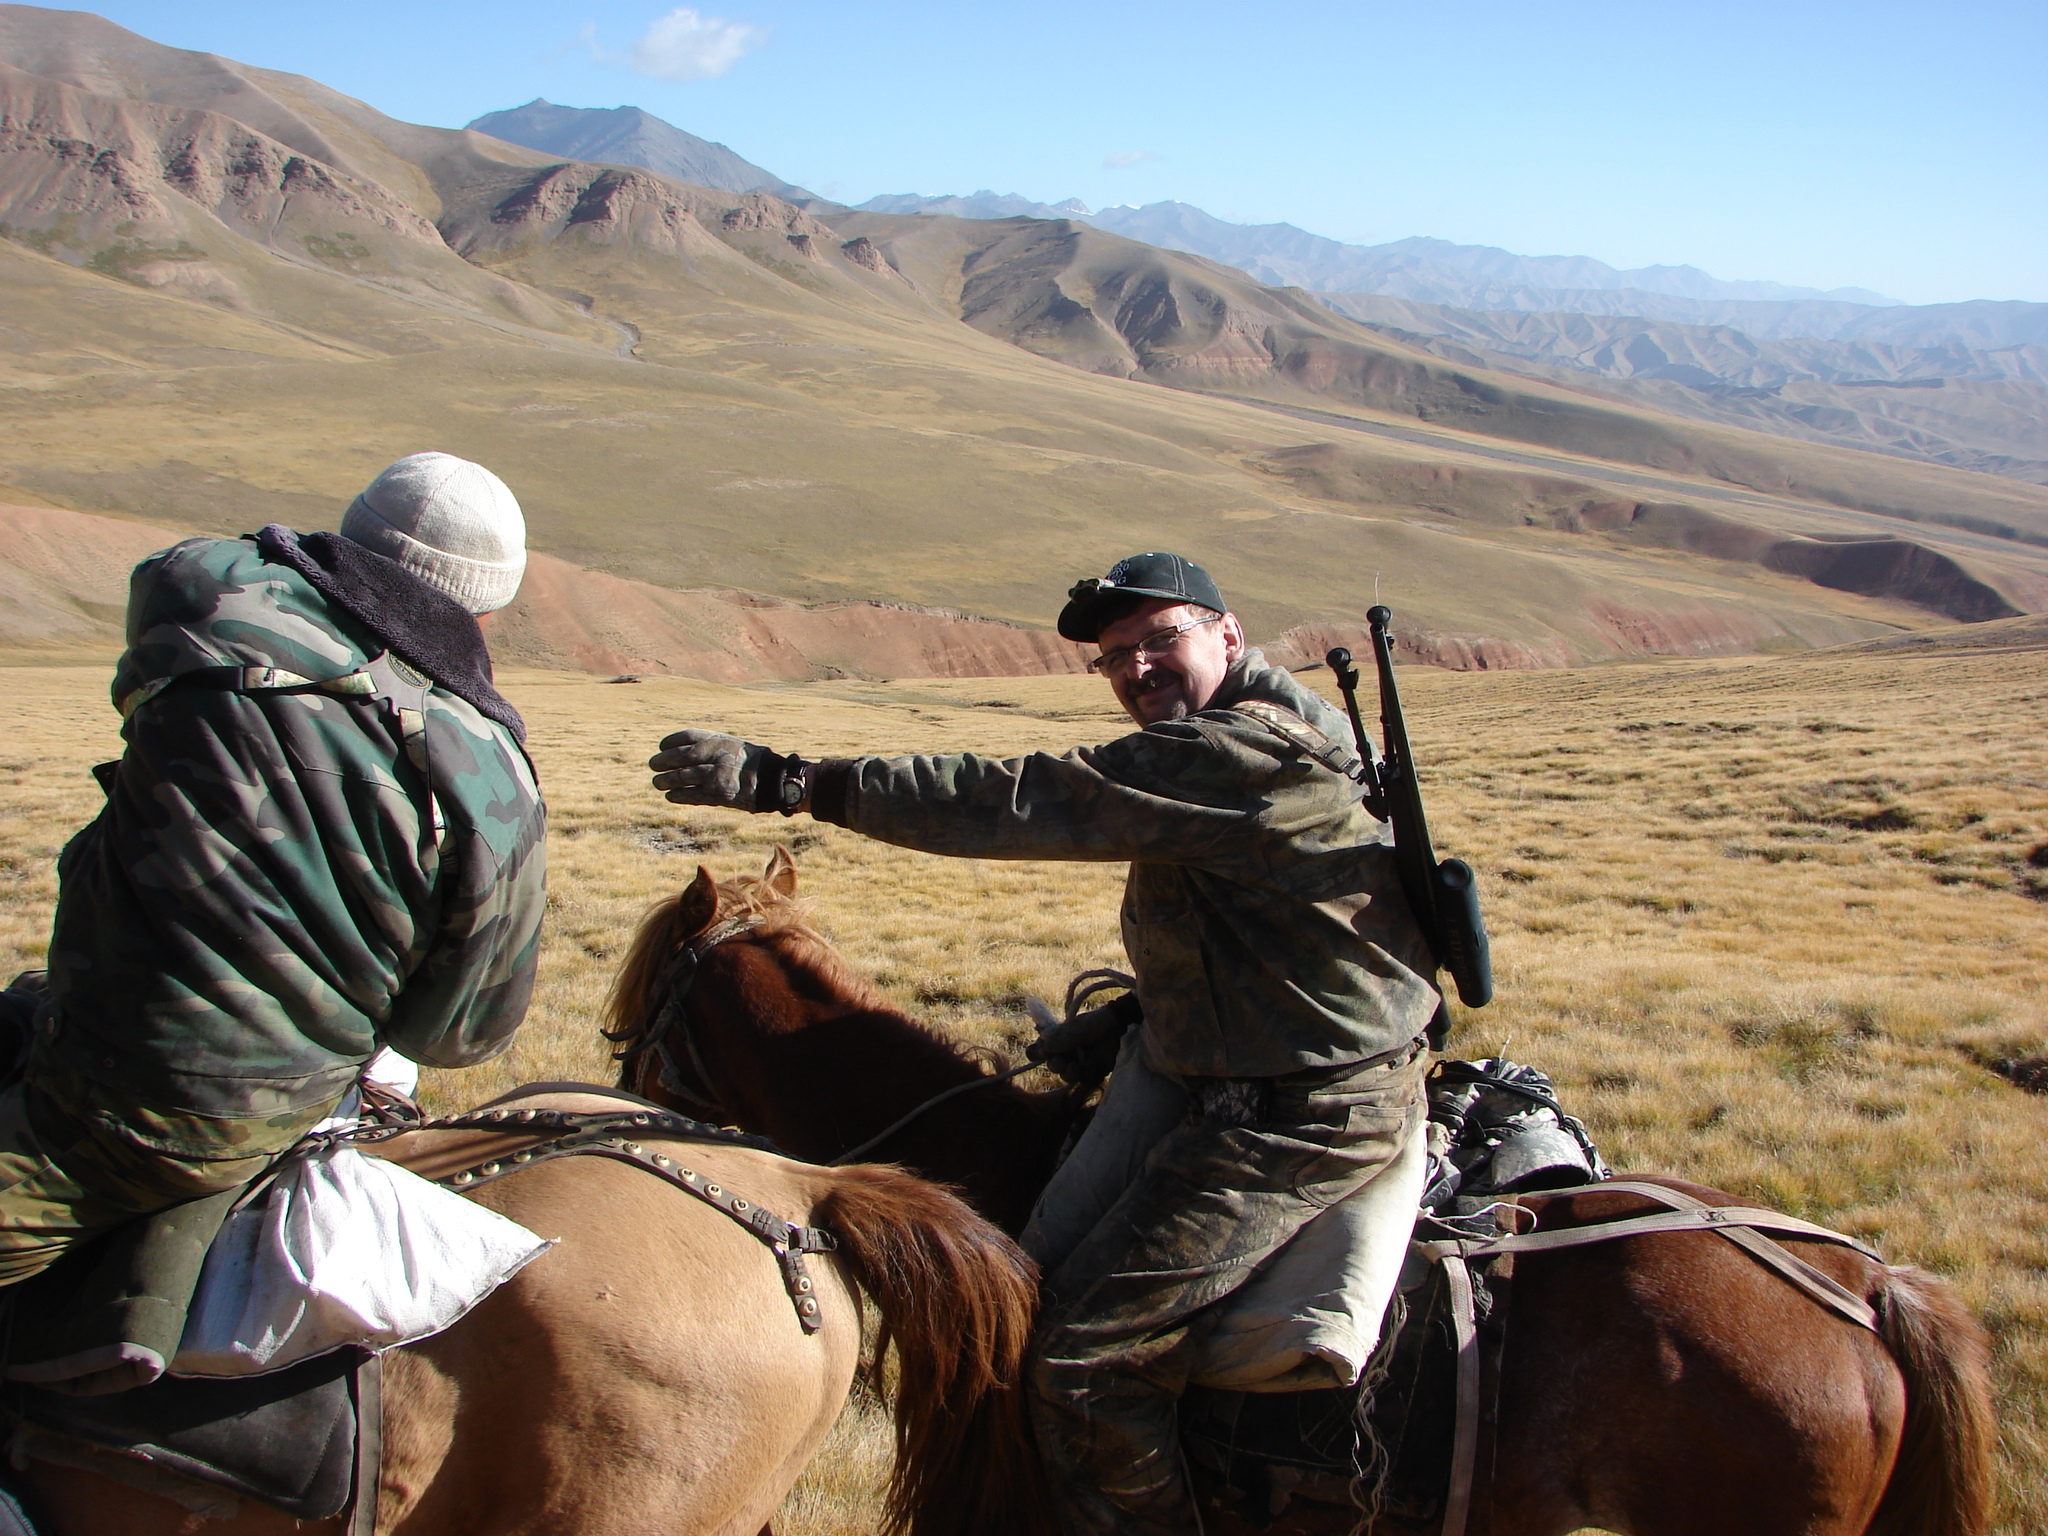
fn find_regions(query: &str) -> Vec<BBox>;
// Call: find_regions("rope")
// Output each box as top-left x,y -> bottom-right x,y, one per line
828,1060 -> 1036,1166
1064,967 -> 1136,1015
831,969 -> 1132,1165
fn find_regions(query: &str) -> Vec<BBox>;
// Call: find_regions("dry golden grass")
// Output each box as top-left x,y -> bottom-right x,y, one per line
2,646 -> 2043,1532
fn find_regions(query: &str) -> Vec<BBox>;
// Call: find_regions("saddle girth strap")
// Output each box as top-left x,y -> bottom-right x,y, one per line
380,1107 -> 837,1333
1438,1251 -> 1481,1536
348,1352 -> 380,1536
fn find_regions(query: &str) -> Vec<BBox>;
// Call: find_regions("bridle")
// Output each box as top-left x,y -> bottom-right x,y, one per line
606,905 -> 1038,1166
604,909 -> 763,1120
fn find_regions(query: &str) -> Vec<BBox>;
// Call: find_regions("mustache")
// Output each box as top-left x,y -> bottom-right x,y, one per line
1125,670 -> 1192,719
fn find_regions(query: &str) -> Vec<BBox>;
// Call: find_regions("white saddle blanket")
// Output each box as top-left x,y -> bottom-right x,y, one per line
1023,1033 -> 1426,1394
171,1133 -> 552,1379
1197,1112 -> 1425,1392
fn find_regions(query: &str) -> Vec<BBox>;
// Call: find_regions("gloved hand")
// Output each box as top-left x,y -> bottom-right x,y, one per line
1027,992 -> 1141,1085
650,730 -> 807,814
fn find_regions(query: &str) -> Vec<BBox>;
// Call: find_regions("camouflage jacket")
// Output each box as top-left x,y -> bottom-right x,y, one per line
812,650 -> 1439,1078
38,534 -> 546,1121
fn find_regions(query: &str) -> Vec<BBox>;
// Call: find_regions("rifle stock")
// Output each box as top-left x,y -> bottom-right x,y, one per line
1327,607 -> 1493,1011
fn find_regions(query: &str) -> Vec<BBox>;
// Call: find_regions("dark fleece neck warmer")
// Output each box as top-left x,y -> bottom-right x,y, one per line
256,524 -> 526,744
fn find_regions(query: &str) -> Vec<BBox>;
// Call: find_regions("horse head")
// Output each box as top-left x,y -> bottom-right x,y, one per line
607,846 -> 1079,1234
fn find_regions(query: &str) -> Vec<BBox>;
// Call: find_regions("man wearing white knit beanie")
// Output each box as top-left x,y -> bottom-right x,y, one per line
0,452 -> 547,1331
337,450 -> 529,1097
341,451 -> 528,615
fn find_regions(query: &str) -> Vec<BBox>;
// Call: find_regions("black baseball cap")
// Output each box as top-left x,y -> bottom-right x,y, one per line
1057,552 -> 1228,643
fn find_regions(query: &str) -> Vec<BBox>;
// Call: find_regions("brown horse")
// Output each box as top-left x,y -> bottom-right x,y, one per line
608,851 -> 1999,1536
9,1088 -> 1047,1536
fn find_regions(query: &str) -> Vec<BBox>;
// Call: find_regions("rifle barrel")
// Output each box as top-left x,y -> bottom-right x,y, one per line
1367,607 -> 1437,867
1366,606 -> 1493,1010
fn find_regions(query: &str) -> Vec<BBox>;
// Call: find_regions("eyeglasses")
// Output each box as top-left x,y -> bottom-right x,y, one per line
1087,615 -> 1221,675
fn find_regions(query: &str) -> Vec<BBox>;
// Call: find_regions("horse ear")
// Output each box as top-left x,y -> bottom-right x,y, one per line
763,844 -> 799,898
677,866 -> 719,936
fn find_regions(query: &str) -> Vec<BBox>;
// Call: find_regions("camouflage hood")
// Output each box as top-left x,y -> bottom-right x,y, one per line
113,526 -> 524,745
1207,648 -> 1357,749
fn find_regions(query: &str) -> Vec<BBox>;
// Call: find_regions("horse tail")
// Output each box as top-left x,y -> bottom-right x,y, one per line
1866,1264 -> 1997,1536
815,1162 -> 1053,1536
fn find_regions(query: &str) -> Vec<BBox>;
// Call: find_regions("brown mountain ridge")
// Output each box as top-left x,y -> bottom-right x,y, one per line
2,2 -> 2045,678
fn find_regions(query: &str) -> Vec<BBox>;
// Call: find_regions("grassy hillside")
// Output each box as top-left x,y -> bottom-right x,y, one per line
826,211 -> 2048,542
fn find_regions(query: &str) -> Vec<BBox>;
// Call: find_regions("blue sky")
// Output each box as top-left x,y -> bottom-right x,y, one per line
81,0 -> 2047,305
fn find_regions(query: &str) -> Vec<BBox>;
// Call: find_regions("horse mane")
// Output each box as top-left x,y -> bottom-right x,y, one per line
721,873 -> 904,1015
609,858 -> 1077,1234
605,870 -> 1016,1080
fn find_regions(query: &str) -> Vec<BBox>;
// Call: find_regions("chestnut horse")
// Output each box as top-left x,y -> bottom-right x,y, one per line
607,851 -> 1998,1536
9,1088 -> 1046,1536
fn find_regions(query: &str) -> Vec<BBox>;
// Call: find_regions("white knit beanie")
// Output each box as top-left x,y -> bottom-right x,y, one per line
340,452 -> 527,614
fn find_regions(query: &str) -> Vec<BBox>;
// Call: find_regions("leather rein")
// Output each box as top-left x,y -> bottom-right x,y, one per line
606,909 -> 1033,1166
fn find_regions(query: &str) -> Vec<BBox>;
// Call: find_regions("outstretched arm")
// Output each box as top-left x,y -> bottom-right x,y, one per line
650,719 -> 1338,865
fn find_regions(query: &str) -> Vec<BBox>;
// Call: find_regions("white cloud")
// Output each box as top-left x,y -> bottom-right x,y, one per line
1102,150 -> 1163,170
590,8 -> 766,82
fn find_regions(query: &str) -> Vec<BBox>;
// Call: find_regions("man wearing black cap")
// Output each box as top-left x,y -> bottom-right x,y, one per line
648,553 -> 1437,1536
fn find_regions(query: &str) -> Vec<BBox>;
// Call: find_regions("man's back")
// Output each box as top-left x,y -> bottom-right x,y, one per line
44,531 -> 544,1119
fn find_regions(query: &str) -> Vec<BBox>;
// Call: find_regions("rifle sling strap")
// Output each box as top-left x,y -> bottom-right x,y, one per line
1231,700 -> 1366,781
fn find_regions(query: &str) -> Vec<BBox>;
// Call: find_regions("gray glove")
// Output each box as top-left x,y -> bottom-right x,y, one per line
650,730 -> 808,814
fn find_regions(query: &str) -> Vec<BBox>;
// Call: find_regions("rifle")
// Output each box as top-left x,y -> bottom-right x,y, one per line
1327,606 -> 1493,1038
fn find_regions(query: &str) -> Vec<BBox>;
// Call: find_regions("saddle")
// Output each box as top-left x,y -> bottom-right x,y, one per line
1182,1214 -> 1514,1536
8,1347 -> 372,1524
0,1084 -> 834,1529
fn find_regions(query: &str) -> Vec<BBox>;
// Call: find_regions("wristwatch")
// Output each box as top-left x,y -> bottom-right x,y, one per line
774,753 -> 809,816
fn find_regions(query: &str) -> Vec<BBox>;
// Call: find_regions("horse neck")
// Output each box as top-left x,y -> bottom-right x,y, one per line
680,940 -> 1070,1234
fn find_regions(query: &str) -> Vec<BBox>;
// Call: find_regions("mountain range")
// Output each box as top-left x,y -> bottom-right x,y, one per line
1,3 -> 2044,684
1316,295 -> 2048,485
852,195 -> 2047,360
454,107 -> 2043,486
860,192 -> 1903,308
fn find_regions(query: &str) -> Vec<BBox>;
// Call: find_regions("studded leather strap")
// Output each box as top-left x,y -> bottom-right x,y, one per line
367,1106 -> 837,1333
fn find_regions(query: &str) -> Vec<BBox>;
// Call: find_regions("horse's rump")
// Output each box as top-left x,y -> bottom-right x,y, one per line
383,1135 -> 870,1535
1487,1178 -> 1979,1536
377,1089 -> 1049,1536
14,1097 -> 869,1536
